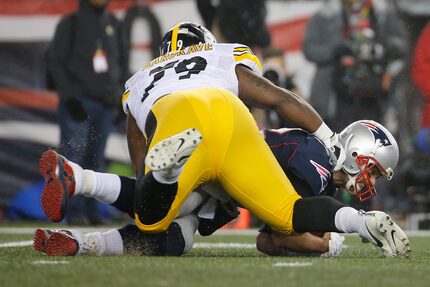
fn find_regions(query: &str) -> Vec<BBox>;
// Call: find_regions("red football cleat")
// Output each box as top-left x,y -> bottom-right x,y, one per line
39,150 -> 76,222
33,228 -> 54,253
45,230 -> 80,256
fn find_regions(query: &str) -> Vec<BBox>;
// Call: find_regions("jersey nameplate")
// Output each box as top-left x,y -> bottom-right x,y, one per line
143,43 -> 213,70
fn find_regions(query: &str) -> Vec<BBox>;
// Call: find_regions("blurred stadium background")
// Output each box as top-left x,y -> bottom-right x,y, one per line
1,0 -> 430,230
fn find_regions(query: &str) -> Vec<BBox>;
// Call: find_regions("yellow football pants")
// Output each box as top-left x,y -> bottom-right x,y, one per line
135,88 -> 302,234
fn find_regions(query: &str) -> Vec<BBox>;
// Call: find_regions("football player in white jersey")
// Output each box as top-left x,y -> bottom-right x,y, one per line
123,22 -> 342,235
38,22 -> 410,257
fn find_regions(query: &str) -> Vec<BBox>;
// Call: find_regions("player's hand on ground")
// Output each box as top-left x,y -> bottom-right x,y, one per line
321,232 -> 345,257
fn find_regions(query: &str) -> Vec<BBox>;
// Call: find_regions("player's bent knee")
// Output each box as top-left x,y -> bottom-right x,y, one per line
134,172 -> 178,226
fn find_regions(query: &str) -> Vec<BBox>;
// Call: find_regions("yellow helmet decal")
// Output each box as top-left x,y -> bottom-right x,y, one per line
170,23 -> 181,52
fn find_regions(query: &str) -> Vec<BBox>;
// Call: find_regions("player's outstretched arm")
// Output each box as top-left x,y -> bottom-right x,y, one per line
236,65 -> 343,163
236,65 -> 323,134
256,231 -> 328,255
256,231 -> 344,257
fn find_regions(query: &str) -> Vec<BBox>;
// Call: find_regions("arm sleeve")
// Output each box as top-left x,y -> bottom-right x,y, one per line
232,44 -> 263,76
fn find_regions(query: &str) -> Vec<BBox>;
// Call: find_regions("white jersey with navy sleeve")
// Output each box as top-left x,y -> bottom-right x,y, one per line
121,43 -> 262,135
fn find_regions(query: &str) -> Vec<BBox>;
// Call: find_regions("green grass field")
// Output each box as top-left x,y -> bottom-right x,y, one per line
1,225 -> 429,287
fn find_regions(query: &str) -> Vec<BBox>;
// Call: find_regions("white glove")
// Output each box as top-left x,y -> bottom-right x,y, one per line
321,232 -> 345,257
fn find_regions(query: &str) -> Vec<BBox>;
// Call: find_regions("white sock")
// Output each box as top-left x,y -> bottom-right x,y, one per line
153,166 -> 183,184
334,207 -> 370,239
66,160 -> 120,204
65,229 -> 101,256
80,232 -> 105,256
173,214 -> 199,254
101,229 -> 124,256
78,229 -> 123,256
83,171 -> 121,204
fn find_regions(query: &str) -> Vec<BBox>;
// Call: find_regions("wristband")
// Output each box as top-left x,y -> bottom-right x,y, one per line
313,122 -> 334,144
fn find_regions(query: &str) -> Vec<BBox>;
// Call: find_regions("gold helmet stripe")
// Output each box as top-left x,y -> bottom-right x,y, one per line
170,23 -> 181,52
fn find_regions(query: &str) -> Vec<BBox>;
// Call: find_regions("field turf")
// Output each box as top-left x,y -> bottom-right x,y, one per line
1,225 -> 429,287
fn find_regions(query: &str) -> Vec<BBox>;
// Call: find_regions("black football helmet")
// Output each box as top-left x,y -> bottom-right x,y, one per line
159,22 -> 217,55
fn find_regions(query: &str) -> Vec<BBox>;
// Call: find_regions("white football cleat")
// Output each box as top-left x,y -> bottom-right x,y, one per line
145,128 -> 202,172
364,211 -> 411,257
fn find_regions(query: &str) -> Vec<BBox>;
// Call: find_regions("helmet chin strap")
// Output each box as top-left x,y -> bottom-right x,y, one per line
333,134 -> 352,171
333,147 -> 347,171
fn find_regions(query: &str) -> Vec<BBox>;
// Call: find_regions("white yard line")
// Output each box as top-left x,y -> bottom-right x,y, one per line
193,243 -> 255,249
0,240 -> 33,247
32,260 -> 69,265
273,262 -> 313,267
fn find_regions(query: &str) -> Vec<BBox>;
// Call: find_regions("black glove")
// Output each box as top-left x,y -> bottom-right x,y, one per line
65,97 -> 87,122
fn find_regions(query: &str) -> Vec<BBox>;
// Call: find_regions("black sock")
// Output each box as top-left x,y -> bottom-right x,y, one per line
111,176 -> 136,219
292,196 -> 346,233
118,223 -> 185,256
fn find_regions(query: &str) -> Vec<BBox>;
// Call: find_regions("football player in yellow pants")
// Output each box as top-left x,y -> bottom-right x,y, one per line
120,22 -> 325,235
133,88 -> 301,234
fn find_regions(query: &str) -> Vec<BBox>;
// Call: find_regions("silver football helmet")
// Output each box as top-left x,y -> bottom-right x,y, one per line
338,120 -> 399,202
